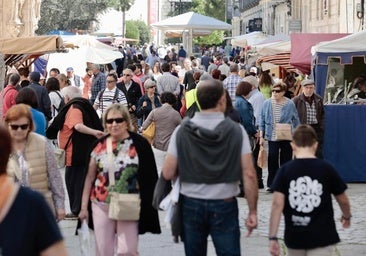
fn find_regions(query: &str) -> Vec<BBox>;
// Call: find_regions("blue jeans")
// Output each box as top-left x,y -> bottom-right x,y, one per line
181,195 -> 241,256
267,140 -> 292,188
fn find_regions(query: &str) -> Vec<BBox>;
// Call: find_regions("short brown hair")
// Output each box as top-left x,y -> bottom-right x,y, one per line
235,81 -> 252,97
5,104 -> 35,132
292,124 -> 318,147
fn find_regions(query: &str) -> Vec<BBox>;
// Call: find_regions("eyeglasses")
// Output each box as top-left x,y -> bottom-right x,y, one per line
105,117 -> 125,124
272,90 -> 282,93
106,80 -> 116,83
9,124 -> 29,130
123,74 -> 131,77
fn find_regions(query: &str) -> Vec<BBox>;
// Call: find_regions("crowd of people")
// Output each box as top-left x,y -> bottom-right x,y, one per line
0,42 -> 352,256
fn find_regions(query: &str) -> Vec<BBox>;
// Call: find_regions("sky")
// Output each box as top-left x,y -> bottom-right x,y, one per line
96,0 -> 148,35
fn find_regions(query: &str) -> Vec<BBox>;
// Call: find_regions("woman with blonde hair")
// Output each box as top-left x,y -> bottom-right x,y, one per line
5,104 -> 65,221
79,104 -> 161,255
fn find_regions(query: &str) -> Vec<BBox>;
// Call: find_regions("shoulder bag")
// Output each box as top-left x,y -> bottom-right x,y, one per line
106,137 -> 141,221
272,102 -> 292,141
142,110 -> 155,144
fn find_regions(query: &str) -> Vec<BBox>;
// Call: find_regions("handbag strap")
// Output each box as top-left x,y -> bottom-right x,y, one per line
106,137 -> 116,186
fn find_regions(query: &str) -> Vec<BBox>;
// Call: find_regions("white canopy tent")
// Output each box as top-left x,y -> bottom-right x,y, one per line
311,29 -> 366,54
231,32 -> 268,48
46,35 -> 123,77
151,12 -> 232,55
254,40 -> 291,56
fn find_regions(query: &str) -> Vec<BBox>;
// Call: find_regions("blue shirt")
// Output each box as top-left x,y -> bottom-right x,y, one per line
31,107 -> 46,136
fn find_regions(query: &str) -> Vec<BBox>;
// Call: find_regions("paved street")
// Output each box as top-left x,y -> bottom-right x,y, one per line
59,183 -> 366,255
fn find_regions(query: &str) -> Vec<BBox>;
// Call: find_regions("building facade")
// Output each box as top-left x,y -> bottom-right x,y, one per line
231,0 -> 365,36
0,0 -> 42,38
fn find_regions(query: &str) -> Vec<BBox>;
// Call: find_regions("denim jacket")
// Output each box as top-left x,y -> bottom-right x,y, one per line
260,98 -> 300,141
234,96 -> 257,136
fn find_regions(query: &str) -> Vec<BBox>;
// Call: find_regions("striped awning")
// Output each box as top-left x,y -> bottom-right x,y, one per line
256,52 -> 297,72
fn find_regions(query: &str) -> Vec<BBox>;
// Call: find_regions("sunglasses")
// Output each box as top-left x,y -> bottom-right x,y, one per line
123,74 -> 131,77
105,117 -> 125,124
9,124 -> 29,130
272,90 -> 282,93
107,80 -> 116,83
148,86 -> 156,89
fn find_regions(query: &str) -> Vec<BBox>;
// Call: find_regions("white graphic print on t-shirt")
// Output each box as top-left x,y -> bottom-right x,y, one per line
288,176 -> 323,226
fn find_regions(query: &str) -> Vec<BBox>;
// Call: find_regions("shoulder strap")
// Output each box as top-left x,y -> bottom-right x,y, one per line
98,89 -> 106,101
106,137 -> 116,186
113,88 -> 119,103
55,91 -> 64,101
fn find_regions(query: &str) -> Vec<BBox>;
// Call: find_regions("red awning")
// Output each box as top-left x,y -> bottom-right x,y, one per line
289,33 -> 348,74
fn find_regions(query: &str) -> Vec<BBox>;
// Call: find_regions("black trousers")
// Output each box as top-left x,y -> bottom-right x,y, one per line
65,166 -> 86,215
252,140 -> 264,188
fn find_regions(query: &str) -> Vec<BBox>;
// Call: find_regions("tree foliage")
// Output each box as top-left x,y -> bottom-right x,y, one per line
108,0 -> 135,11
36,0 -> 135,35
190,0 -> 227,46
125,21 -> 139,40
133,20 -> 151,45
36,0 -> 109,35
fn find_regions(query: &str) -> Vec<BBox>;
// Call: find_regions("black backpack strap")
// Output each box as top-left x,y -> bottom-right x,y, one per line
113,88 -> 120,103
55,91 -> 63,101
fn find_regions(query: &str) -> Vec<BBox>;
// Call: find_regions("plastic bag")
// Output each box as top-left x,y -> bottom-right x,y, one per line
78,220 -> 91,256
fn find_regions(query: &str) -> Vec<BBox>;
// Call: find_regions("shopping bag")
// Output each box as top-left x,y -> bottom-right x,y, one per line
78,220 -> 91,256
257,146 -> 268,169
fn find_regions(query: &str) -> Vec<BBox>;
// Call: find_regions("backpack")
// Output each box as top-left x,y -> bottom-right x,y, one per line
53,91 -> 65,112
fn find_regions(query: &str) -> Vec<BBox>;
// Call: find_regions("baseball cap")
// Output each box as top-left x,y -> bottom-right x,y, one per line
66,67 -> 74,72
250,67 -> 257,74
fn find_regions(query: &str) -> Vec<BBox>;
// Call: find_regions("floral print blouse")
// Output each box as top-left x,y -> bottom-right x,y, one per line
90,137 -> 139,204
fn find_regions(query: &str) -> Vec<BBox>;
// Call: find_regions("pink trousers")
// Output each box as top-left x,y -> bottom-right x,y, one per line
92,202 -> 139,256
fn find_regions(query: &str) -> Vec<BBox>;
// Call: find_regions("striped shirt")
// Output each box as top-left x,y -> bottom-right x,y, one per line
94,87 -> 127,114
271,100 -> 286,140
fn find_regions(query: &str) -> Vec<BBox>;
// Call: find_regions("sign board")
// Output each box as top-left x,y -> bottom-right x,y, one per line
289,20 -> 302,32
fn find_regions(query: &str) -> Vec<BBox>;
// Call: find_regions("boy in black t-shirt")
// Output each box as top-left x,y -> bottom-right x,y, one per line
268,125 -> 351,256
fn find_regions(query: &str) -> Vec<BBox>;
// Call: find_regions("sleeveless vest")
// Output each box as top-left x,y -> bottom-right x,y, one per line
7,132 -> 55,213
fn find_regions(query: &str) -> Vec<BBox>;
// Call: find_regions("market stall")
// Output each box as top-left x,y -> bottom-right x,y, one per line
312,30 -> 366,182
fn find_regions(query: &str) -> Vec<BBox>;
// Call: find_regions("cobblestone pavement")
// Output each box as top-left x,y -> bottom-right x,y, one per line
60,183 -> 366,255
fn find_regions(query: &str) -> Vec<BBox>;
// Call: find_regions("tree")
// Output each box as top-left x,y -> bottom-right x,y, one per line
133,20 -> 151,45
108,0 -> 135,38
125,21 -> 139,41
36,0 -> 108,35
